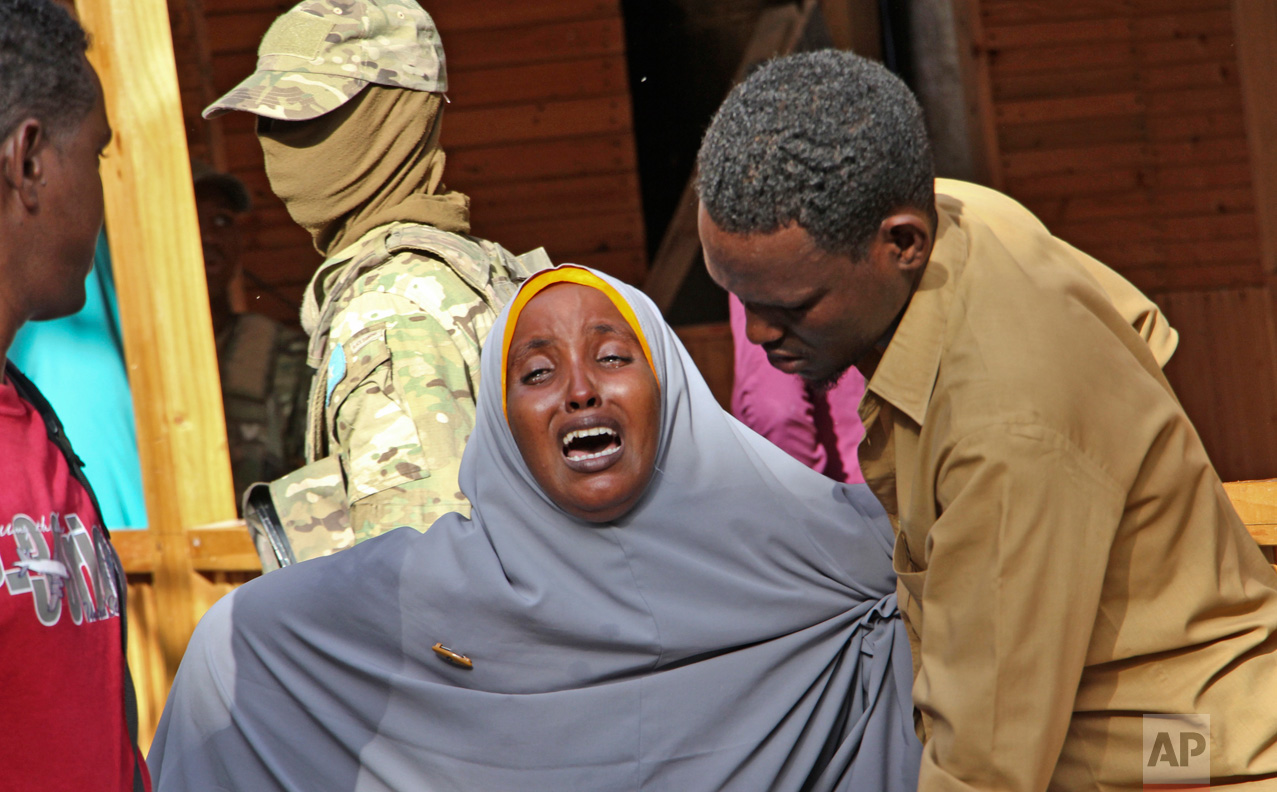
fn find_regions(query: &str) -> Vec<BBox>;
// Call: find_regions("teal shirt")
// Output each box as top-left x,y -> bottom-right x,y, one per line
10,232 -> 148,529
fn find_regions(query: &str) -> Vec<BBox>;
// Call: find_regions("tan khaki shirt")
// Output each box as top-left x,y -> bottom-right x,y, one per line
859,180 -> 1277,790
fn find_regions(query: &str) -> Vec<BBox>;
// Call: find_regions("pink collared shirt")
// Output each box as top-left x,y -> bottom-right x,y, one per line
729,294 -> 866,484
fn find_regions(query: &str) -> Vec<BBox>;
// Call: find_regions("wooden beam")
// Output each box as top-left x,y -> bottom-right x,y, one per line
951,0 -> 1003,189
1232,0 -> 1277,273
113,525 -> 260,575
75,0 -> 237,685
189,524 -> 260,572
110,530 -> 157,574
1224,479 -> 1277,527
1223,479 -> 1277,568
820,0 -> 882,60
643,0 -> 818,313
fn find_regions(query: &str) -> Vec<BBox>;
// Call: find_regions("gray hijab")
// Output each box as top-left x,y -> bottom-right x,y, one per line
148,267 -> 920,791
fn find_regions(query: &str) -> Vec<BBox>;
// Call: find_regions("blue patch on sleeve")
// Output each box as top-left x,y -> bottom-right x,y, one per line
326,343 -> 347,405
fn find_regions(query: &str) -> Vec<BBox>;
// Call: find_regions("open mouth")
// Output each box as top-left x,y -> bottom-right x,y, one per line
562,426 -> 622,462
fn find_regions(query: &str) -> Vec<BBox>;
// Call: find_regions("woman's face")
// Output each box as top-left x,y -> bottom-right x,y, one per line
506,283 -> 661,522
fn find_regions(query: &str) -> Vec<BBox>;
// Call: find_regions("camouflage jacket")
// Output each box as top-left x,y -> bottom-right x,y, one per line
218,313 -> 310,509
270,221 -> 544,563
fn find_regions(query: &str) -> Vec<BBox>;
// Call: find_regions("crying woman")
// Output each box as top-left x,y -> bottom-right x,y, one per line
148,266 -> 921,792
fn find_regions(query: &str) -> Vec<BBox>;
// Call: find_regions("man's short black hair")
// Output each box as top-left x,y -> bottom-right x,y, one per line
697,50 -> 936,259
0,0 -> 96,143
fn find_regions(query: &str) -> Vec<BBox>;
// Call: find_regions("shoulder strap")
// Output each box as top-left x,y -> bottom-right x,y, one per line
304,235 -> 390,368
6,364 -> 104,521
385,223 -> 491,290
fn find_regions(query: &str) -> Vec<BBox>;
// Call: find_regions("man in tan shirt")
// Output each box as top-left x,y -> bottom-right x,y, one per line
697,50 -> 1277,790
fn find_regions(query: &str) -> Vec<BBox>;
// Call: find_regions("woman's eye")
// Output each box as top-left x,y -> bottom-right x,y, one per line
521,367 -> 551,385
599,354 -> 632,367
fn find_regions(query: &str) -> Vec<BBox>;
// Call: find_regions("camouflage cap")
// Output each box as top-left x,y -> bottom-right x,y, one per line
203,0 -> 447,121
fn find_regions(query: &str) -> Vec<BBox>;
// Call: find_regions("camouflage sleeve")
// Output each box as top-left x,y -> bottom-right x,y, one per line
323,289 -> 478,543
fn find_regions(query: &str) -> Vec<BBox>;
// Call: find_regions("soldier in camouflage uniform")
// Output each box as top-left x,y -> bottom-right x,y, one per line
204,0 -> 549,566
193,161 -> 310,507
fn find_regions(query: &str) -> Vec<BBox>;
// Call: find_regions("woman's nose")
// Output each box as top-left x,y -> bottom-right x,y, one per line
565,362 -> 600,411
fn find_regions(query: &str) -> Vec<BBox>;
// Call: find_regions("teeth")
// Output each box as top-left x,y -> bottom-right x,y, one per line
568,445 -> 622,461
561,426 -> 617,447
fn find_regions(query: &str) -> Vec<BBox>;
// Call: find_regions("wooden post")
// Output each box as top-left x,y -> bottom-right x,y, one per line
74,0 -> 237,684
950,0 -> 1002,190
1232,0 -> 1277,274
820,0 -> 882,61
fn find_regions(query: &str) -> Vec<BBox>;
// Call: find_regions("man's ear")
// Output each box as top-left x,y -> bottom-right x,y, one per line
0,119 -> 47,213
879,211 -> 933,274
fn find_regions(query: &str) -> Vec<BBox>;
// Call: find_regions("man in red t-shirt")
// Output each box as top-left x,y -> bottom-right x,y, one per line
0,1 -> 150,789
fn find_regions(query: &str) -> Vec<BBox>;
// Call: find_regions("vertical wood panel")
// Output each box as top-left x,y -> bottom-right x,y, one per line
124,575 -> 165,753
820,0 -> 882,59
953,0 -> 1003,188
1158,287 -> 1277,480
124,568 -> 261,753
1232,0 -> 1277,273
673,322 -> 734,411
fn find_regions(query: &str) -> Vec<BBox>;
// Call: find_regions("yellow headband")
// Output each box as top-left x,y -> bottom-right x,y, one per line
502,267 -> 658,418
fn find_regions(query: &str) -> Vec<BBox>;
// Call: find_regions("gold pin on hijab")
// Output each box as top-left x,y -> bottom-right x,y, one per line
432,642 -> 473,669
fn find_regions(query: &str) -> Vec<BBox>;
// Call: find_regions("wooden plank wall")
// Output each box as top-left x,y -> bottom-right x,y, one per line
169,0 -> 647,325
976,0 -> 1277,481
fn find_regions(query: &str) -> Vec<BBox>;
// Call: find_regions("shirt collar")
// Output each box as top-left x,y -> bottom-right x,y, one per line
861,200 -> 966,426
